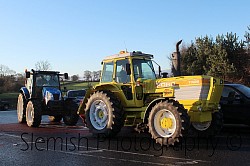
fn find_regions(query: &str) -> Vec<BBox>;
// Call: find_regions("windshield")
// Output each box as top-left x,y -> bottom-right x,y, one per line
236,84 -> 250,98
36,74 -> 59,87
132,59 -> 156,81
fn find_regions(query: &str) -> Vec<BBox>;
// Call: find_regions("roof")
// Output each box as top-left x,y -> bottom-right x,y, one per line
224,83 -> 242,87
103,51 -> 154,61
30,69 -> 60,74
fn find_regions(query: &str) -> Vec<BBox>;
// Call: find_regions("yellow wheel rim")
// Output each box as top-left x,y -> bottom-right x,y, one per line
160,117 -> 173,129
98,110 -> 104,118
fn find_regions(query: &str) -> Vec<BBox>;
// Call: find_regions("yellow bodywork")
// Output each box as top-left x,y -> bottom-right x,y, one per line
155,75 -> 224,122
78,51 -> 224,125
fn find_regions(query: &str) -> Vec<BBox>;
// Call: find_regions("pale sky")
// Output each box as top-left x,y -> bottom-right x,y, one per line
0,0 -> 249,76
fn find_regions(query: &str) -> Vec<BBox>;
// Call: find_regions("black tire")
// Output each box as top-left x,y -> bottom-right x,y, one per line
85,91 -> 124,137
26,100 -> 42,127
63,100 -> 79,126
49,116 -> 62,122
17,93 -> 27,123
191,111 -> 223,137
148,100 -> 190,146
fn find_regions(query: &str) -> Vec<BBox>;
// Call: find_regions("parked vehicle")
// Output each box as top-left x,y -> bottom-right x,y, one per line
220,83 -> 250,125
65,89 -> 86,105
0,99 -> 10,111
78,41 -> 224,146
17,69 -> 79,127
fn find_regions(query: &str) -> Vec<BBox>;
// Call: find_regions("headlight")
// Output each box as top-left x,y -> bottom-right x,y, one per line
45,91 -> 54,104
47,92 -> 54,100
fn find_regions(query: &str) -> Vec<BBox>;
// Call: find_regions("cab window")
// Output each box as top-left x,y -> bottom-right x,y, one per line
101,62 -> 114,83
221,86 -> 239,98
116,59 -> 131,83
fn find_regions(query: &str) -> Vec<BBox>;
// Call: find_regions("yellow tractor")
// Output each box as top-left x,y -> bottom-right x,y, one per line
78,48 -> 224,145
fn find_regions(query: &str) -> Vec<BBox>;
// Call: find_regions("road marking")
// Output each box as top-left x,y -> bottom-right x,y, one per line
39,149 -> 170,166
0,134 -> 167,165
0,133 -> 24,139
40,124 -> 88,129
78,149 -> 103,153
175,161 -> 199,165
1,132 -> 211,165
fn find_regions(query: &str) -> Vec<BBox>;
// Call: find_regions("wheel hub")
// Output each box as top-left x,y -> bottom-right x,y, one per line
89,100 -> 108,130
98,110 -> 104,119
160,117 -> 173,129
154,109 -> 177,138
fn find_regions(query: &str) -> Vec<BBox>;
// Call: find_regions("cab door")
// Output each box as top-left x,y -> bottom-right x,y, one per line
115,59 -> 136,107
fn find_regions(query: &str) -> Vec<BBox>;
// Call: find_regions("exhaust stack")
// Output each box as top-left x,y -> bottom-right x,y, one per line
172,40 -> 182,77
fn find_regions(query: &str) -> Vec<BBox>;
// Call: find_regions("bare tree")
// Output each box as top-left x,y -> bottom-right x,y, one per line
91,71 -> 97,81
71,75 -> 79,81
93,70 -> 101,81
0,64 -> 16,77
83,70 -> 92,81
35,60 -> 52,71
245,25 -> 250,53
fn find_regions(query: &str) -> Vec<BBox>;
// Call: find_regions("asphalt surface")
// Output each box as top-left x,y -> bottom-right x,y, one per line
0,110 -> 250,166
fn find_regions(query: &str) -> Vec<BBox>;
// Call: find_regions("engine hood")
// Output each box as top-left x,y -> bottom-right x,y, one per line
42,87 -> 62,104
42,87 -> 61,96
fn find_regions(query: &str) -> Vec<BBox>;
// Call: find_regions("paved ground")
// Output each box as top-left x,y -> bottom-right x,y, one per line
0,110 -> 250,166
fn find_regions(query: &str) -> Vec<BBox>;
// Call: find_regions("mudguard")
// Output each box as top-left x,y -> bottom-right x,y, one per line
20,87 -> 30,100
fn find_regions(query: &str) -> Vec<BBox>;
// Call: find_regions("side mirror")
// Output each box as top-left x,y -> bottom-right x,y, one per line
64,73 -> 69,79
26,72 -> 30,78
126,63 -> 131,75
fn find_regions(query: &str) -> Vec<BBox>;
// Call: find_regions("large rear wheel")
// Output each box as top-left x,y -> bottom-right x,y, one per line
17,93 -> 26,123
26,100 -> 42,127
148,100 -> 190,145
85,91 -> 124,137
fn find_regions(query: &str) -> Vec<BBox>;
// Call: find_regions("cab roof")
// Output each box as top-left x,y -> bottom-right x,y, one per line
103,51 -> 154,61
30,69 -> 60,75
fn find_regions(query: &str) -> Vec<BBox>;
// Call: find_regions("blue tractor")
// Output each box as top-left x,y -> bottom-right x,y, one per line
17,69 -> 79,127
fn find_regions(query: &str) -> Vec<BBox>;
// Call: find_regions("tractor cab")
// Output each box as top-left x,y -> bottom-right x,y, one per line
25,70 -> 63,99
101,51 -> 156,83
99,51 -> 158,107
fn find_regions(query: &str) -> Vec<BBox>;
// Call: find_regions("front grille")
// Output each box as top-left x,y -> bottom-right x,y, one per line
175,85 -> 210,100
53,94 -> 60,100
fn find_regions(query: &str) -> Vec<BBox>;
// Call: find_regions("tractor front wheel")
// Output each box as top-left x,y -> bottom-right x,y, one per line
85,91 -> 124,137
26,100 -> 42,127
17,93 -> 26,123
148,100 -> 190,145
